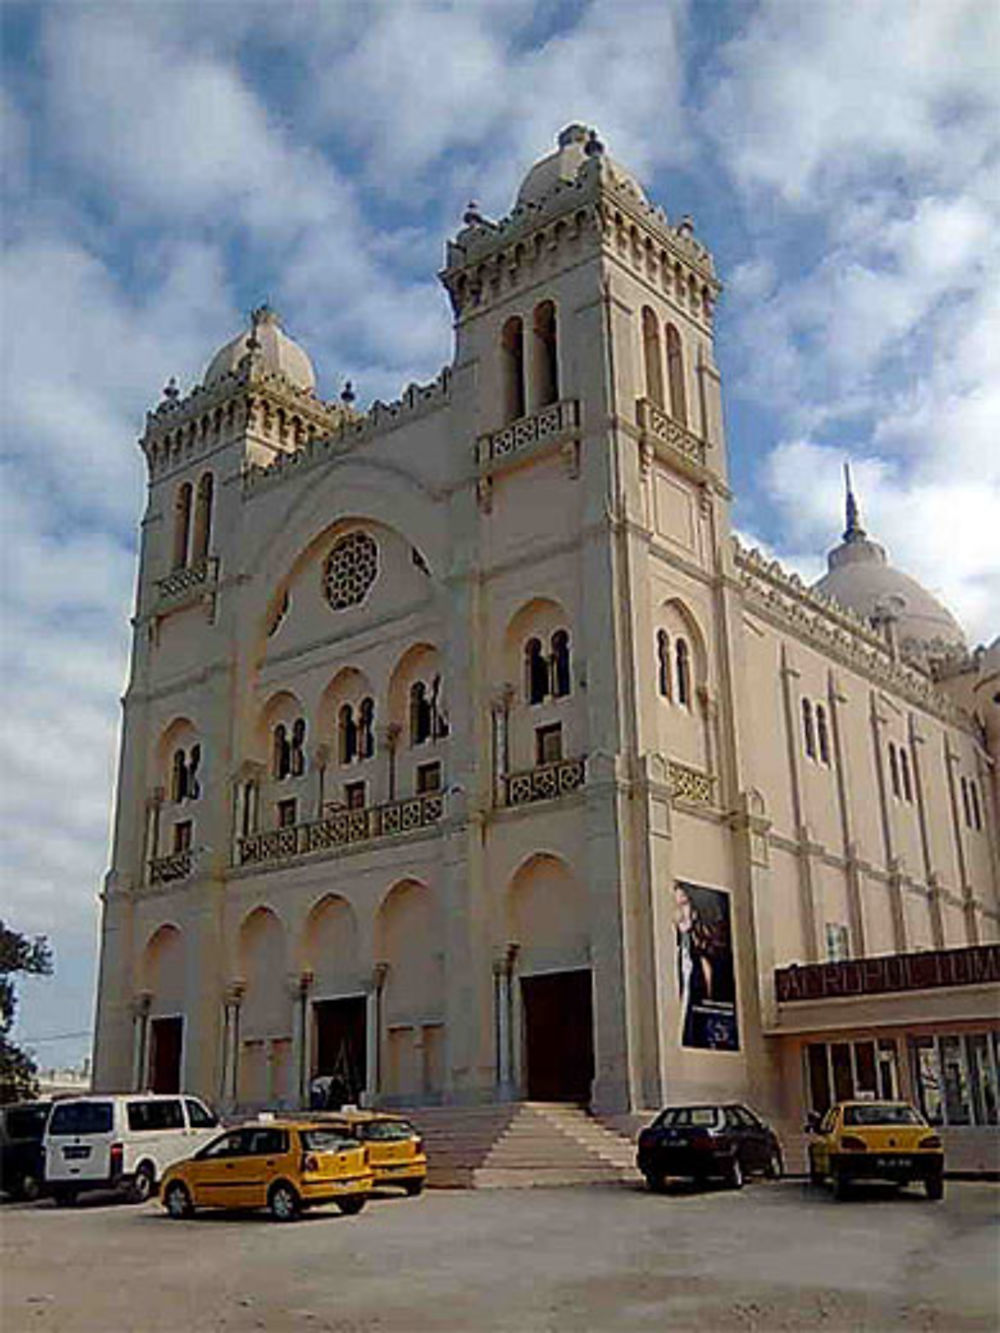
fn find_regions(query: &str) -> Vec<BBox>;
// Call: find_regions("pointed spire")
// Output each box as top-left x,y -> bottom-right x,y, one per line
843,460 -> 866,542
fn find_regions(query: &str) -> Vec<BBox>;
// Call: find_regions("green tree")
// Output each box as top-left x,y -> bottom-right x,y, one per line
1,922 -> 54,1103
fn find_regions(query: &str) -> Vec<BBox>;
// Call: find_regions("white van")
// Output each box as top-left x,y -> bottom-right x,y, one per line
44,1094 -> 221,1204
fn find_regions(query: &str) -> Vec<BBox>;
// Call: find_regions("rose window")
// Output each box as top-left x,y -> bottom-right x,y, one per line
323,532 -> 378,610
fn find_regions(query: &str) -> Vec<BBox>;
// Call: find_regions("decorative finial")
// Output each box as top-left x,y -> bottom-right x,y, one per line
677,214 -> 695,237
340,380 -> 356,405
584,128 -> 605,158
843,460 -> 866,542
463,200 -> 484,226
162,376 -> 180,403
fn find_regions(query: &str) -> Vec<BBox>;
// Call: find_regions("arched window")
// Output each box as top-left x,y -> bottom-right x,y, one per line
339,705 -> 357,765
970,780 -> 982,831
290,718 -> 306,777
410,682 -> 432,746
501,316 -> 526,423
899,747 -> 912,803
888,743 -> 901,799
358,697 -> 375,759
273,724 -> 290,780
656,630 -> 671,698
172,482 -> 192,570
191,472 -> 214,564
675,638 -> 691,708
961,776 -> 971,827
642,307 -> 664,408
665,323 -> 687,427
532,301 -> 559,408
429,675 -> 449,740
187,743 -> 201,799
816,704 -> 830,765
525,638 -> 548,705
802,699 -> 815,759
171,748 -> 187,803
551,630 -> 571,698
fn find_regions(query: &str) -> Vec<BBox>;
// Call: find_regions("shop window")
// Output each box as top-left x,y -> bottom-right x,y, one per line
940,1035 -> 972,1125
277,798 -> 297,829
172,820 -> 192,853
802,699 -> 815,760
968,1034 -> 999,1125
345,781 -> 366,810
656,630 -> 671,699
535,723 -> 563,766
416,761 -> 442,794
910,1033 -> 1000,1127
806,1038 -> 900,1112
806,1043 -> 832,1115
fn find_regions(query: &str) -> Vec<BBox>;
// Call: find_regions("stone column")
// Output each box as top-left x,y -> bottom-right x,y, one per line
493,943 -> 519,1098
311,747 -> 329,819
130,992 -> 151,1090
143,790 -> 163,884
380,725 -> 401,802
365,963 -> 389,1105
293,971 -> 314,1107
222,982 -> 244,1109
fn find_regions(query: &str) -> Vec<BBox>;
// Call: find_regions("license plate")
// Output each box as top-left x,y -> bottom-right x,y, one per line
63,1145 -> 91,1160
876,1156 -> 911,1169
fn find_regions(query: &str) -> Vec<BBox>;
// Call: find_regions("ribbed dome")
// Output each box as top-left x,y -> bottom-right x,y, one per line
516,124 -> 647,208
812,478 -> 966,663
204,306 -> 315,392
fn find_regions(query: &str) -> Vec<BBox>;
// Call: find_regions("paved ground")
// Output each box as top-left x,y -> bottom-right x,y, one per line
1,1179 -> 998,1332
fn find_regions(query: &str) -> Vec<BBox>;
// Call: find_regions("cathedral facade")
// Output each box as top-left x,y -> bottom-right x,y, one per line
93,127 -> 999,1165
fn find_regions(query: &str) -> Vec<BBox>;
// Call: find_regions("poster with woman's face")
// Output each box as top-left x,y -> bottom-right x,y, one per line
674,881 -> 739,1051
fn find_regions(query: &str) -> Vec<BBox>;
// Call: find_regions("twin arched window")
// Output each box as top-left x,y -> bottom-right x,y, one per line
887,741 -> 912,802
525,632 -> 571,705
172,472 -> 214,570
656,631 -> 691,707
273,719 -> 306,780
339,699 -> 375,764
170,744 -> 201,803
502,301 -> 559,424
802,699 -> 831,765
641,308 -> 687,427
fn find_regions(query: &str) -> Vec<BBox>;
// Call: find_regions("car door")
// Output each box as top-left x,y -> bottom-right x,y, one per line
812,1107 -> 838,1174
239,1127 -> 291,1208
735,1107 -> 769,1171
186,1129 -> 251,1208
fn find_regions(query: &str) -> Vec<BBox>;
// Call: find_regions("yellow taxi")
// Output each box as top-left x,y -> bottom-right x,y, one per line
159,1120 -> 374,1221
806,1100 -> 944,1201
318,1111 -> 427,1195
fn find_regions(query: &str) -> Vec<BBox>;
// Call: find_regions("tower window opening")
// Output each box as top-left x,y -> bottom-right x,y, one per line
899,747 -> 913,803
171,749 -> 187,803
532,301 -> 559,409
501,316 -> 526,423
802,699 -> 815,759
656,630 -> 671,699
429,674 -> 449,740
358,697 -> 376,759
675,638 -> 691,708
273,723 -> 293,779
665,323 -> 687,427
525,638 -> 548,705
888,742 -> 901,799
410,682 -> 433,745
961,777 -> 972,828
339,704 -> 358,765
172,482 -> 193,570
192,472 -> 214,564
551,630 -> 571,698
970,780 -> 982,831
290,718 -> 307,777
642,307 -> 664,409
816,704 -> 830,765
171,745 -> 201,802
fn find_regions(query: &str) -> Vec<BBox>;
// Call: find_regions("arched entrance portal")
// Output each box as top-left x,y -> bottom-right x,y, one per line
508,855 -> 594,1103
302,895 -> 365,1108
141,925 -> 185,1093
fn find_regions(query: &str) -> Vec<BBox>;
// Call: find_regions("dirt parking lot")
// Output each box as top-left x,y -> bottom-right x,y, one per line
2,1179 -> 998,1332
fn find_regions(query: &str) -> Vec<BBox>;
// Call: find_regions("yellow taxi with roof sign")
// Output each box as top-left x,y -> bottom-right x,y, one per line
159,1119 -> 373,1221
806,1099 -> 944,1201
317,1110 -> 427,1195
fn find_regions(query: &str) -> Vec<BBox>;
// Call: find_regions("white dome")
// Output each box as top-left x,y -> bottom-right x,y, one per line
516,124 -> 647,208
204,306 -> 316,392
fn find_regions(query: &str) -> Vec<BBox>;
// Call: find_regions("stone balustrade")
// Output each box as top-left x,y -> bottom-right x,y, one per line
667,759 -> 715,806
477,398 -> 580,469
155,556 -> 219,603
504,757 -> 586,807
636,398 -> 706,467
236,792 -> 445,869
148,851 -> 194,885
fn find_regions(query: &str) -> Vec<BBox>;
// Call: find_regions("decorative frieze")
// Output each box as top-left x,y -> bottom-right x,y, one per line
476,399 -> 580,474
503,757 -> 586,807
636,398 -> 706,470
667,760 -> 715,807
236,792 -> 444,869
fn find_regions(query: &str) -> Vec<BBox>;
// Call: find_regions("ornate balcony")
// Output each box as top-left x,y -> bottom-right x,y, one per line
503,757 -> 586,807
667,760 -> 715,807
236,792 -> 445,869
477,399 -> 580,470
148,851 -> 194,885
155,556 -> 219,605
636,398 -> 706,468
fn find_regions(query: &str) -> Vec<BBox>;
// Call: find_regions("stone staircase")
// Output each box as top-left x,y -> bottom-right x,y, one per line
403,1101 -> 642,1188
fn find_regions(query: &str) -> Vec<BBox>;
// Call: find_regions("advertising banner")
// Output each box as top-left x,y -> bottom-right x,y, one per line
674,881 -> 739,1051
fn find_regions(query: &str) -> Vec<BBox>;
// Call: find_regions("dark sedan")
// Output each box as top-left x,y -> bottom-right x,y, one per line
1,1100 -> 51,1201
637,1103 -> 784,1190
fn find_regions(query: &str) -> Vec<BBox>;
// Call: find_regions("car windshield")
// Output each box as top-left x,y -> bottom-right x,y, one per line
301,1130 -> 358,1153
362,1120 -> 417,1142
656,1107 -> 722,1129
48,1102 -> 113,1136
843,1104 -> 923,1127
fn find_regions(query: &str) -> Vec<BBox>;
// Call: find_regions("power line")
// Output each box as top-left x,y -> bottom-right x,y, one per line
16,1030 -> 92,1044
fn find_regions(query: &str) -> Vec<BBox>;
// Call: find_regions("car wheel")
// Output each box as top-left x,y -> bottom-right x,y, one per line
643,1171 -> 667,1193
17,1172 -> 42,1203
337,1195 -> 366,1216
832,1169 -> 850,1201
267,1181 -> 300,1222
726,1156 -> 744,1190
53,1187 -> 78,1207
764,1149 -> 784,1181
129,1163 -> 156,1204
403,1180 -> 424,1197
163,1182 -> 193,1219
925,1175 -> 944,1202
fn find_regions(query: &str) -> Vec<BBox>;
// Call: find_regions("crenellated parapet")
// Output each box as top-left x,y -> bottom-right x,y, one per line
440,137 -> 719,328
242,367 -> 452,497
734,539 -> 971,729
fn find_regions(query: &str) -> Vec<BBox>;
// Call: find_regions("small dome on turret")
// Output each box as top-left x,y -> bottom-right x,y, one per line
812,465 -> 966,667
515,123 -> 647,208
204,306 -> 316,392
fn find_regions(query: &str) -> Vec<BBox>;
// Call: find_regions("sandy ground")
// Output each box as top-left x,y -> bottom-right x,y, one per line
2,1178 -> 998,1332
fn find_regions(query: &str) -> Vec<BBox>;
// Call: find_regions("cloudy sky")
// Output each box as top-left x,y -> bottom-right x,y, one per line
2,0 -> 997,1069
